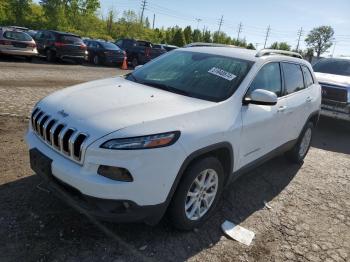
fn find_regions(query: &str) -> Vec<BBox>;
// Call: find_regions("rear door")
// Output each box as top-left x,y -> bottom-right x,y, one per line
239,62 -> 288,168
281,62 -> 309,142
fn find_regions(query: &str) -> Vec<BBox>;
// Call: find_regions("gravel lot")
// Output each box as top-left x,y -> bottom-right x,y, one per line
0,58 -> 349,262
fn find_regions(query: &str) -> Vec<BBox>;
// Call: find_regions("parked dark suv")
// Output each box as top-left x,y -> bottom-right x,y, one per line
84,39 -> 126,66
115,38 -> 166,67
34,30 -> 87,63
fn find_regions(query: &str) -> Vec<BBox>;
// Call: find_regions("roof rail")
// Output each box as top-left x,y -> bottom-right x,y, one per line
184,42 -> 237,48
256,49 -> 303,59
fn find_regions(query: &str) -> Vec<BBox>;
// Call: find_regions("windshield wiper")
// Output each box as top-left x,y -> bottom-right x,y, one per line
126,73 -> 139,83
140,81 -> 194,97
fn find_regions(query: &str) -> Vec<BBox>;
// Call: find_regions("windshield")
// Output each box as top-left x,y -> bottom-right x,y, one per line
313,59 -> 350,77
100,42 -> 120,50
126,50 -> 253,102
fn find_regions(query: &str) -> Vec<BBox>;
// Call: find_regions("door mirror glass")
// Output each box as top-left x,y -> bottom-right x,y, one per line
245,89 -> 278,106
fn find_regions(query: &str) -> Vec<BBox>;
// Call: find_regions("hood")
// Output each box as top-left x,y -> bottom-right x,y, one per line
315,72 -> 350,88
37,77 -> 213,139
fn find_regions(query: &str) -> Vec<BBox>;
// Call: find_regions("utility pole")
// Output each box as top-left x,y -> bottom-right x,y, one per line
331,41 -> 337,57
218,15 -> 224,34
263,25 -> 271,48
152,13 -> 155,29
140,0 -> 147,25
195,18 -> 202,30
237,22 -> 243,41
296,27 -> 303,52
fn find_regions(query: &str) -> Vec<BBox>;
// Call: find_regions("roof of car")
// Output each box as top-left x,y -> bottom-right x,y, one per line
43,30 -> 80,37
181,47 -> 307,64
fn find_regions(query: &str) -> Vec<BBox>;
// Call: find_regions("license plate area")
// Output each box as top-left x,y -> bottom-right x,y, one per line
30,148 -> 53,180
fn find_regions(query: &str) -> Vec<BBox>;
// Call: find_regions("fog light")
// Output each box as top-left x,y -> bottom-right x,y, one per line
97,165 -> 133,182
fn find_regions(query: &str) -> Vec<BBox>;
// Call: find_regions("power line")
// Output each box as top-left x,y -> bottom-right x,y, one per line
152,13 -> 155,29
296,27 -> 303,52
218,15 -> 224,33
237,22 -> 243,41
264,25 -> 271,48
140,0 -> 147,24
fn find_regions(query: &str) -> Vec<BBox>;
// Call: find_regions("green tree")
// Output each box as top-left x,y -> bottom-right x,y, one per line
192,29 -> 202,42
172,28 -> 185,47
183,26 -> 192,44
305,26 -> 334,57
246,43 -> 255,50
270,41 -> 291,51
7,0 -> 31,26
202,30 -> 211,42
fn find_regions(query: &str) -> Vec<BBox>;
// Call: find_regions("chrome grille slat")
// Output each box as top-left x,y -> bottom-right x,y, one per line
30,108 -> 89,165
58,125 -> 68,151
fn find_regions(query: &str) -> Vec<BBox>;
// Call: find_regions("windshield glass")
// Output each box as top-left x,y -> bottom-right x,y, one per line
127,50 -> 253,102
100,42 -> 120,50
313,59 -> 350,76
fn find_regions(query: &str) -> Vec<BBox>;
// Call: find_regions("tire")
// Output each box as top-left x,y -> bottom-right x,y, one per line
168,157 -> 225,230
285,121 -> 314,164
46,49 -> 56,63
131,57 -> 138,68
25,56 -> 32,62
93,55 -> 100,65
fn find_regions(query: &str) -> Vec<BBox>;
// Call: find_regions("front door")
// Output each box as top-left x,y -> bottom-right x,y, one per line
238,62 -> 288,168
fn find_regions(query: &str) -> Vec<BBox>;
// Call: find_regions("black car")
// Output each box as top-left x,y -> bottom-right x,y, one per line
84,40 -> 126,66
115,38 -> 166,67
34,30 -> 87,63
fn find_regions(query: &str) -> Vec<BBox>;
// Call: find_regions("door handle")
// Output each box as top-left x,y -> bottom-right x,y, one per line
306,97 -> 312,102
277,105 -> 287,112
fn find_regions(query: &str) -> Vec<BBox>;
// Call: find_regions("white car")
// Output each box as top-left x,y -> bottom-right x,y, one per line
26,48 -> 321,230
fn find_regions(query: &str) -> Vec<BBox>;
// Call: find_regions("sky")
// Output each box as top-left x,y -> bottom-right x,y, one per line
97,0 -> 350,56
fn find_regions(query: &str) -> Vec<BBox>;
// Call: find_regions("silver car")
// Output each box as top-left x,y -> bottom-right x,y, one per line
0,27 -> 38,61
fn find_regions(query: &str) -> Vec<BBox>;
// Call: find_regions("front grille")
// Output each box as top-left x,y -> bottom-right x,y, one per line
321,84 -> 348,103
30,108 -> 88,164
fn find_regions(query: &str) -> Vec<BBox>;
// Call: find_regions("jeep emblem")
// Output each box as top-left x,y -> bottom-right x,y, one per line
57,109 -> 69,117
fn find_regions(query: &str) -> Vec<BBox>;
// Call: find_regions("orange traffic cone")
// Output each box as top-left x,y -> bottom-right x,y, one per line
121,56 -> 128,70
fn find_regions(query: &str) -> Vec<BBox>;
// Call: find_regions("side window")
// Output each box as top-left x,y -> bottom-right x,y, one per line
302,66 -> 314,87
115,40 -> 123,47
282,63 -> 305,94
249,63 -> 282,97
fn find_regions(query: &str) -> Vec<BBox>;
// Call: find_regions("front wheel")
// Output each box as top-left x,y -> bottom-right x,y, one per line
286,121 -> 314,163
168,157 -> 225,230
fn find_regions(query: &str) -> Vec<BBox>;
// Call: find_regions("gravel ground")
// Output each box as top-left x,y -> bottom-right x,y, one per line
0,58 -> 349,262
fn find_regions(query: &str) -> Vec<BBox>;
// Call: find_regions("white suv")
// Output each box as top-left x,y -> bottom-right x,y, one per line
26,47 -> 321,230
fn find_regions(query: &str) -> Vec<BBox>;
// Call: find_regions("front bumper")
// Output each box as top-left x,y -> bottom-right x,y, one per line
26,129 -> 185,219
321,103 -> 350,121
31,147 -> 165,224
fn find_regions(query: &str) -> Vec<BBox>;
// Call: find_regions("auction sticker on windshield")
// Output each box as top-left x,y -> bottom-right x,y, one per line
208,67 -> 237,81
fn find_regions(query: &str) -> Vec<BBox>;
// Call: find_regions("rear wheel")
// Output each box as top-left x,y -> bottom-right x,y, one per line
131,57 -> 138,68
286,121 -> 313,163
46,50 -> 56,63
93,55 -> 100,65
168,157 -> 225,230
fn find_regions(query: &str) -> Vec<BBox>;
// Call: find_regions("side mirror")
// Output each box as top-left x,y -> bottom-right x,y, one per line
244,89 -> 278,106
134,65 -> 143,70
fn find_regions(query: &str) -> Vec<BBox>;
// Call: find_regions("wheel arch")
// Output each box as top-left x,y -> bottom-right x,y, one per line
165,142 -> 234,205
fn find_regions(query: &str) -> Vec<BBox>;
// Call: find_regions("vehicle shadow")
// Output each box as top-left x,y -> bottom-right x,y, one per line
312,116 -> 350,155
0,155 -> 301,262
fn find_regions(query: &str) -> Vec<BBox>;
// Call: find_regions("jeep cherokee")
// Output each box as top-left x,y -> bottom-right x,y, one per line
26,47 -> 321,230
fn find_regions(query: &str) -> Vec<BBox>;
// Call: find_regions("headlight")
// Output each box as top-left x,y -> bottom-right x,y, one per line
100,131 -> 180,150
